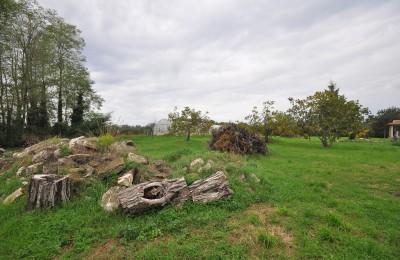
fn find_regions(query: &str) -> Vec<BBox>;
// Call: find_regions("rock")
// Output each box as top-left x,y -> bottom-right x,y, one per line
110,141 -> 136,153
148,160 -> 170,179
199,160 -> 214,173
22,181 -> 29,186
13,151 -> 28,159
53,149 -> 61,159
188,171 -> 233,203
118,171 -> 133,187
68,167 -> 87,175
190,158 -> 204,169
67,154 -> 92,164
32,150 -> 53,164
0,148 -> 5,156
69,136 -> 99,152
127,153 -> 148,164
58,157 -> 78,167
3,188 -> 24,204
251,173 -> 260,183
97,157 -> 125,178
26,163 -> 43,175
101,186 -> 125,211
16,166 -> 27,177
69,136 -> 85,149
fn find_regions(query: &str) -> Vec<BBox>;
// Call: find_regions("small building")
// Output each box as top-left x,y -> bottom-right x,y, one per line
386,120 -> 400,139
153,119 -> 171,135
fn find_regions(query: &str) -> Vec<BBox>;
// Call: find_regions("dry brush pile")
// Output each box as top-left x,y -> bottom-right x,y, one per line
209,124 -> 267,155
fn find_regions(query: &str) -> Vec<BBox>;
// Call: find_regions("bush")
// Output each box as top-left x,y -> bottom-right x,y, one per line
97,134 -> 116,150
209,124 -> 267,155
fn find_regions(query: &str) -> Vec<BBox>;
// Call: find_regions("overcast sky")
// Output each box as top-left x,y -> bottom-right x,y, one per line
37,0 -> 400,125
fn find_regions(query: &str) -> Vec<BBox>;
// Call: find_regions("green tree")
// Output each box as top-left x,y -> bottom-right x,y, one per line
368,107 -> 400,138
271,111 -> 300,137
168,106 -> 211,141
288,82 -> 370,147
245,100 -> 275,143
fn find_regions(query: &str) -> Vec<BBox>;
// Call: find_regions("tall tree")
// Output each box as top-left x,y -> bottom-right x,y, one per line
288,82 -> 370,147
168,107 -> 211,141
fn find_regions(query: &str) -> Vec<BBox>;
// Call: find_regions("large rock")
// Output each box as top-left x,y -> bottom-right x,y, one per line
127,153 -> 148,164
110,141 -> 136,153
3,188 -> 24,204
66,154 -> 92,164
32,150 -> 53,164
101,186 -> 125,211
118,171 -> 133,187
69,136 -> 99,152
97,157 -> 125,178
27,163 -> 43,175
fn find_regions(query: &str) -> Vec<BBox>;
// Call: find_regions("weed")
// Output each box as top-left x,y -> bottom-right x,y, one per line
59,145 -> 72,157
97,134 -> 116,151
258,231 -> 279,248
318,227 -> 334,242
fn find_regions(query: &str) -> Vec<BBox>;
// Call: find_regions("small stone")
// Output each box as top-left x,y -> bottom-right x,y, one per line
127,153 -> 148,164
251,173 -> 260,183
3,188 -> 24,204
190,158 -> 204,169
22,181 -> 29,186
16,166 -> 27,176
118,171 -> 134,187
32,150 -> 52,164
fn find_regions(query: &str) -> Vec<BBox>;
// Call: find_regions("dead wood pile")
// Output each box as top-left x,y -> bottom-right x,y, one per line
209,124 -> 267,155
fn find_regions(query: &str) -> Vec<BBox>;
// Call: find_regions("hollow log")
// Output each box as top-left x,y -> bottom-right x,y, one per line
27,174 -> 72,209
188,171 -> 233,203
117,177 -> 187,215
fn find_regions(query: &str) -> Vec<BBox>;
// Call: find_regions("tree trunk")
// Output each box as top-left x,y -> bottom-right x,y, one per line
118,177 -> 188,215
186,127 -> 191,141
188,171 -> 233,203
27,174 -> 72,209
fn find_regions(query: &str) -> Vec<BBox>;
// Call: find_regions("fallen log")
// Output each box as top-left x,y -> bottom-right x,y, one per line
27,174 -> 72,209
189,171 -> 233,203
118,177 -> 187,215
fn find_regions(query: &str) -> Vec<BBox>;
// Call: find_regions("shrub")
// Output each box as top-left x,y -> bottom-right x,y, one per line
97,134 -> 116,150
209,124 -> 267,155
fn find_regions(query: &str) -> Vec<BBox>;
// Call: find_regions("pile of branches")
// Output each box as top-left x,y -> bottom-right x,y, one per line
209,124 -> 267,155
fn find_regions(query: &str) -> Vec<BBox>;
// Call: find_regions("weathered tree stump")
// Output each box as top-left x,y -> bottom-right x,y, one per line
188,171 -> 233,203
27,174 -> 72,209
118,177 -> 187,215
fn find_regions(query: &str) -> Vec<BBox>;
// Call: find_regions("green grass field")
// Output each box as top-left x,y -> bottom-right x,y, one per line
0,136 -> 399,259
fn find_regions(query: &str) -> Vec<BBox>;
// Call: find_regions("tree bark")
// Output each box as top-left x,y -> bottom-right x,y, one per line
188,171 -> 233,203
27,174 -> 72,209
118,177 -> 188,215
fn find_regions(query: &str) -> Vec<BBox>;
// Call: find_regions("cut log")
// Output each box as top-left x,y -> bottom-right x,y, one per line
188,171 -> 233,203
117,177 -> 187,215
27,174 -> 72,209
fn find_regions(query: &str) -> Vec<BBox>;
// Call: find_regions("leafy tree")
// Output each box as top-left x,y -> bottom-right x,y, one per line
368,107 -> 400,138
245,101 -> 275,143
168,106 -> 211,141
288,82 -> 370,147
271,111 -> 300,137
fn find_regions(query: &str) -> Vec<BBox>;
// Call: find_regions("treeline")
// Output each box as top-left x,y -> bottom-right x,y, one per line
0,0 -> 104,146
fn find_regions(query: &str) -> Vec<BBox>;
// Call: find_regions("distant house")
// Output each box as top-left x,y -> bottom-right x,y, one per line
386,120 -> 400,139
153,119 -> 171,135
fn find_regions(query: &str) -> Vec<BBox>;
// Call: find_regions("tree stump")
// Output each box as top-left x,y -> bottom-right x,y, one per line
118,177 -> 187,215
27,174 -> 72,209
188,171 -> 233,203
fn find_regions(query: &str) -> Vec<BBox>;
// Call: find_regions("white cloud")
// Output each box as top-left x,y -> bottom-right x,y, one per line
38,0 -> 400,125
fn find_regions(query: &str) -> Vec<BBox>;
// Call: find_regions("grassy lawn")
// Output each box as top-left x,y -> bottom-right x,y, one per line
0,135 -> 399,259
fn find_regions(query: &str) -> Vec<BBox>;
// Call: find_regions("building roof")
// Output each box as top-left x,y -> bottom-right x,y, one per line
387,120 -> 400,126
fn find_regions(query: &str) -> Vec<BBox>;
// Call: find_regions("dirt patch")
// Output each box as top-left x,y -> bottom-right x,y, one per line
85,239 -> 126,260
227,203 -> 294,258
